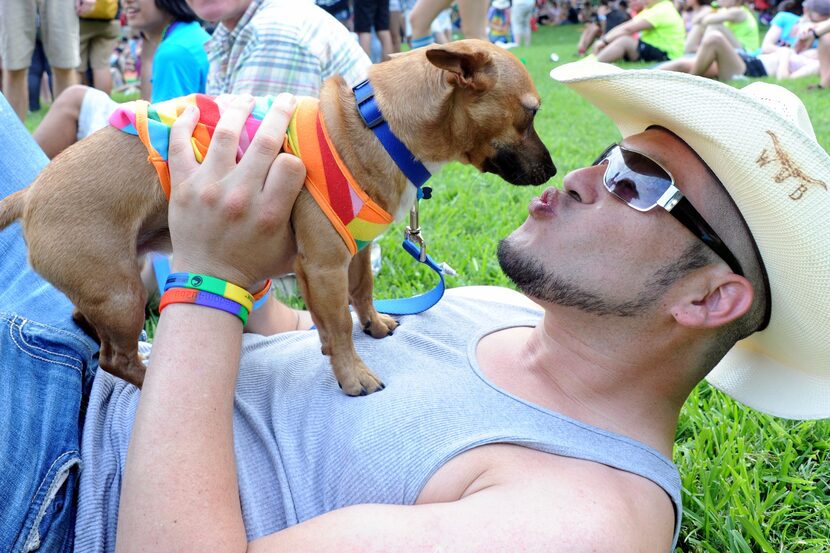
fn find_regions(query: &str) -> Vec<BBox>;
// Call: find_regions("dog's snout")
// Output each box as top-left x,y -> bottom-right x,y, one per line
537,151 -> 557,183
483,146 -> 556,186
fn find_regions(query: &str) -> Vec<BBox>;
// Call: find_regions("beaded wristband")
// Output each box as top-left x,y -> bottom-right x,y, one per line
159,287 -> 249,325
165,272 -> 254,313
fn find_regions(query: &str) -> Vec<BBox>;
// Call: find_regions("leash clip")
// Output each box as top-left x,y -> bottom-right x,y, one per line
405,203 -> 427,262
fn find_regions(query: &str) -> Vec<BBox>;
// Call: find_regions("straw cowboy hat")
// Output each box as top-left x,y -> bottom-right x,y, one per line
550,61 -> 830,420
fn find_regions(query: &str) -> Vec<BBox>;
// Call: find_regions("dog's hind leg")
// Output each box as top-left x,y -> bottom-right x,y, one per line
88,275 -> 147,387
348,244 -> 398,339
65,264 -> 148,388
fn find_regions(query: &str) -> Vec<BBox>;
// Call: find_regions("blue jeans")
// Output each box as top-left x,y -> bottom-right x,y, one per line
0,92 -> 98,551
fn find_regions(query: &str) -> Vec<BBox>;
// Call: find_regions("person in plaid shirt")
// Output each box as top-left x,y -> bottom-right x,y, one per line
199,0 -> 372,97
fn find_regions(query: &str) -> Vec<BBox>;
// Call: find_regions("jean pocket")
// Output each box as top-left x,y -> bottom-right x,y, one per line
0,315 -> 87,552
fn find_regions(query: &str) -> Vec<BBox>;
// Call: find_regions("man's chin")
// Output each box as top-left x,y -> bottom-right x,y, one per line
497,237 -> 544,296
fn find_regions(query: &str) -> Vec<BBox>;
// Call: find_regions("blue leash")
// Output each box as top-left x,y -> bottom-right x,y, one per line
353,79 -> 450,315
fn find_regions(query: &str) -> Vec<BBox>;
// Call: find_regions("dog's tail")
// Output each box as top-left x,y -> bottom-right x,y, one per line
0,190 -> 26,231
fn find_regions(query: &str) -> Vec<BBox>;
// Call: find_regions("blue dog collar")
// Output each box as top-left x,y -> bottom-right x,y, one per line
353,79 -> 431,188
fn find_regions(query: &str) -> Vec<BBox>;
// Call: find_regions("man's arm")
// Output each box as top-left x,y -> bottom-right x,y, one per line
116,93 -> 306,553
249,473 -> 674,553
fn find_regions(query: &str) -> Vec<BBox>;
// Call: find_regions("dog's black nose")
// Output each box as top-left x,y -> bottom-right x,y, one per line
527,161 -> 556,185
522,152 -> 557,185
543,154 -> 557,179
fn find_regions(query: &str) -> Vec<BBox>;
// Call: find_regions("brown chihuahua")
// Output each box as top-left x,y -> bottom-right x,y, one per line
0,40 -> 555,395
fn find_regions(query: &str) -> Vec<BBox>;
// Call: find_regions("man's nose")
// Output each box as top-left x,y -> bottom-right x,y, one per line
562,164 -> 605,205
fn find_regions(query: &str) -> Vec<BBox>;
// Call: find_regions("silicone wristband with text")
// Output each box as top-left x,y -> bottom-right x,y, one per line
159,287 -> 249,325
165,272 -> 254,313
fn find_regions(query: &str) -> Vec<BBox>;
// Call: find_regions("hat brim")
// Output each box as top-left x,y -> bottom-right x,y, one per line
550,62 -> 830,420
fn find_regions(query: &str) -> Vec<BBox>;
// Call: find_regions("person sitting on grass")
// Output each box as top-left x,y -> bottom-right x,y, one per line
33,0 -> 209,159
594,0 -> 687,63
680,0 -> 714,37
2,61 -> 829,552
684,0 -> 759,54
756,0 -> 809,54
665,32 -> 819,79
577,0 -> 632,56
795,0 -> 830,87
658,0 -> 828,79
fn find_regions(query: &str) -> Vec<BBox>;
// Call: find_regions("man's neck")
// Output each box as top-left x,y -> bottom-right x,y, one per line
476,313 -> 693,457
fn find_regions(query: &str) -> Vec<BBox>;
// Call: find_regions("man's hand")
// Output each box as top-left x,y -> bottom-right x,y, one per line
166,93 -> 306,290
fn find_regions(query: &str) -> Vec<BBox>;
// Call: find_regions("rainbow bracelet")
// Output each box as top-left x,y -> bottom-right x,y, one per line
159,287 -> 249,325
251,278 -> 273,311
165,272 -> 254,313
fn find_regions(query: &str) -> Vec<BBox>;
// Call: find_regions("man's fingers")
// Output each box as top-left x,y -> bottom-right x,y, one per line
202,94 -> 255,173
168,105 -> 201,188
239,93 -> 297,186
259,154 -> 307,221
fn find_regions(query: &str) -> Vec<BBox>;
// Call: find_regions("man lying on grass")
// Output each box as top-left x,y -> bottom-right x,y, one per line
0,62 -> 828,553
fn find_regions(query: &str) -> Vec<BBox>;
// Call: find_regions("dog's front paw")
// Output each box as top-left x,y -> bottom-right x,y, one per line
337,359 -> 385,396
362,313 -> 399,339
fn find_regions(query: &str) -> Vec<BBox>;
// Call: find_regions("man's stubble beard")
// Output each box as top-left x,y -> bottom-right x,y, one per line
496,236 -> 712,318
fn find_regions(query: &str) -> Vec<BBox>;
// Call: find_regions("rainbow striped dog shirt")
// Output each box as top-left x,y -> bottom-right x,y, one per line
109,94 -> 394,254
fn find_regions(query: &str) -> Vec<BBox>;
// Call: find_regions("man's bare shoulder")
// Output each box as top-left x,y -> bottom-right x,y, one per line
422,444 -> 675,551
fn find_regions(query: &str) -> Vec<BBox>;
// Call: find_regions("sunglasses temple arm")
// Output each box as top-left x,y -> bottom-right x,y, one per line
670,197 -> 745,277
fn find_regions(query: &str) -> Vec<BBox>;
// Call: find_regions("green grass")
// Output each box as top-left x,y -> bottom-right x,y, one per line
25,25 -> 830,551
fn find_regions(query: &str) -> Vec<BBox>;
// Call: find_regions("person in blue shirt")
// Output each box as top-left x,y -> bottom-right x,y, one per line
33,0 -> 209,159
130,0 -> 210,102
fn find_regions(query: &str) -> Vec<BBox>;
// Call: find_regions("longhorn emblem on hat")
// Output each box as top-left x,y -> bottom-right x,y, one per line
757,130 -> 827,200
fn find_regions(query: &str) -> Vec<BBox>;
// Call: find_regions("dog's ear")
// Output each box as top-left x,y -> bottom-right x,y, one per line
425,45 -> 494,91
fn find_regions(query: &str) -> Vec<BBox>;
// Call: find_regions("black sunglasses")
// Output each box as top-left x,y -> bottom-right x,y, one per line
594,144 -> 744,276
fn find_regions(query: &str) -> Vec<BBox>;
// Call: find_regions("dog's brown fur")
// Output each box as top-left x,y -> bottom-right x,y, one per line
0,40 -> 555,395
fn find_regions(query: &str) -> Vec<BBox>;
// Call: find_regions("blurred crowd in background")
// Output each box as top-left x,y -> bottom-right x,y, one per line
0,0 -> 827,126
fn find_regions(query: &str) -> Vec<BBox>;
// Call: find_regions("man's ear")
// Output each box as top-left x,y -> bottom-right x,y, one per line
670,273 -> 755,329
425,44 -> 494,91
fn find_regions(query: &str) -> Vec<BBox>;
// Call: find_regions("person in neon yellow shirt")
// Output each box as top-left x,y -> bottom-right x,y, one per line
595,0 -> 687,62
685,0 -> 759,53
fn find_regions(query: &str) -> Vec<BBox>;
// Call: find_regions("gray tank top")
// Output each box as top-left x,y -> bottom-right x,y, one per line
76,287 -> 682,551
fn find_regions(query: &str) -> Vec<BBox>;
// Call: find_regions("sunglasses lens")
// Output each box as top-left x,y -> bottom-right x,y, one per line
601,147 -> 673,211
